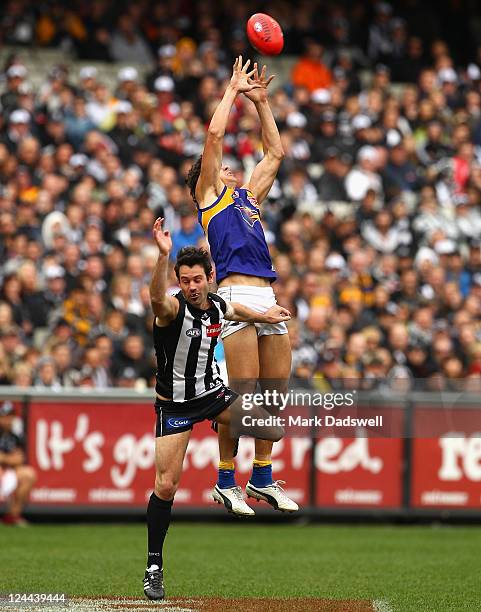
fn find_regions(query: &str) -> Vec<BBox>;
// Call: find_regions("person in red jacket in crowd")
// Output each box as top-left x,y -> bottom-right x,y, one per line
291,40 -> 333,93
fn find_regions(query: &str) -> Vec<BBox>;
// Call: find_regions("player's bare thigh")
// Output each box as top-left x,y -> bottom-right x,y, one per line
214,399 -> 284,441
258,333 -> 292,391
154,430 -> 191,499
222,325 -> 259,394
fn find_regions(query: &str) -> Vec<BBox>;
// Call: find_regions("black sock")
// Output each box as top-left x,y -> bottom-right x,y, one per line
146,492 -> 173,570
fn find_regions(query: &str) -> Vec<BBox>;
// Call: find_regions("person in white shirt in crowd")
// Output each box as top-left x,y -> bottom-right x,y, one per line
345,145 -> 384,204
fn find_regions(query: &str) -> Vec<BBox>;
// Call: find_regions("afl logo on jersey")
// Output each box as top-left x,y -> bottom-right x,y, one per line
186,328 -> 202,338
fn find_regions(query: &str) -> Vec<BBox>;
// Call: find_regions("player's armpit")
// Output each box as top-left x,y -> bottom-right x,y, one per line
151,296 -> 179,326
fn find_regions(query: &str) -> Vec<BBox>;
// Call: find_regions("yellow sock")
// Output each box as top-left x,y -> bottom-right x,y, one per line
219,461 -> 235,470
253,459 -> 272,468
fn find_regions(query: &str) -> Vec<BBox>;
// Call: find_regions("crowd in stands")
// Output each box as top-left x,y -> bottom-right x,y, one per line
3,1 -> 481,391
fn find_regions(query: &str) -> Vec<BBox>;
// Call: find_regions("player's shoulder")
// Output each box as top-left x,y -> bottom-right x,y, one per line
208,292 -> 228,314
198,185 -> 234,211
153,291 -> 184,328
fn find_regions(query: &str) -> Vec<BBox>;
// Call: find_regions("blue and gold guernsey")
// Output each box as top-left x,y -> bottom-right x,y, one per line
197,186 -> 276,284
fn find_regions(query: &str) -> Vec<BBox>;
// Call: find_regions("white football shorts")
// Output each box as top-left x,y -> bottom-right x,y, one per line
218,285 -> 288,340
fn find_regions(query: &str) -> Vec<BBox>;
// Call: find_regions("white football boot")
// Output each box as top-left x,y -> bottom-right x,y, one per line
212,484 -> 255,517
245,480 -> 299,512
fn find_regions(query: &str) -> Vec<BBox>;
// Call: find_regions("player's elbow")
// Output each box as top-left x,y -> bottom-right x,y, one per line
207,127 -> 224,141
268,148 -> 285,161
151,298 -> 170,316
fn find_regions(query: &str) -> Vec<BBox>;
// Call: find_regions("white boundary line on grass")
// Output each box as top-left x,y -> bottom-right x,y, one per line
373,600 -> 394,612
7,600 -> 200,612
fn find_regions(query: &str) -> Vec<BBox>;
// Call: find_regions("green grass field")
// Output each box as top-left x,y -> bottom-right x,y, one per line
1,522 -> 480,611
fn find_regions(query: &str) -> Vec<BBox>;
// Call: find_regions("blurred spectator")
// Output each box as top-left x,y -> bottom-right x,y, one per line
292,41 -> 332,93
345,146 -> 383,204
0,401 -> 36,526
1,0 -> 481,392
170,206 -> 204,259
109,14 -> 153,64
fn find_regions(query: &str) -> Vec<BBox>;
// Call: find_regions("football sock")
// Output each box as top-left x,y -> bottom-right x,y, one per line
147,492 -> 173,570
250,459 -> 273,487
217,460 -> 236,488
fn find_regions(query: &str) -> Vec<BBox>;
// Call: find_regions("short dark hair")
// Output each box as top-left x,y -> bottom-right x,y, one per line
175,246 -> 212,279
185,155 -> 202,203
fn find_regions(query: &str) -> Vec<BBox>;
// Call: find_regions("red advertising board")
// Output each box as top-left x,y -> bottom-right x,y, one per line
20,399 -> 481,512
315,437 -> 404,508
26,401 -> 310,508
314,405 -> 405,508
412,407 -> 481,509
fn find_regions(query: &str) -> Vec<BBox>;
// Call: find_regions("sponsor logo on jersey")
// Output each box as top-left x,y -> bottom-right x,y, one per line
186,328 -> 202,338
234,202 -> 260,227
207,323 -> 222,337
166,417 -> 191,429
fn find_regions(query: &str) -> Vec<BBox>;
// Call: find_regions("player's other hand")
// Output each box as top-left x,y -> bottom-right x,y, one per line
230,55 -> 262,93
244,64 -> 275,103
263,304 -> 291,324
152,217 -> 172,256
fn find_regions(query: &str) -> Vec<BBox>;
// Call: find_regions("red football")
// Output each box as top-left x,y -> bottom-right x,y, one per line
246,13 -> 284,56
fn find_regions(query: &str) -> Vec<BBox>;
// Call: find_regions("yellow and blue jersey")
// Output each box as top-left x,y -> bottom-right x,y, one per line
197,186 -> 276,283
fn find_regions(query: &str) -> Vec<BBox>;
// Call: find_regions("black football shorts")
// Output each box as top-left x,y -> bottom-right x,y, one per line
155,385 -> 238,437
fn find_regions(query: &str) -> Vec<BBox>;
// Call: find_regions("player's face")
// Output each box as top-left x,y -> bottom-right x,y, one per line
220,165 -> 237,188
178,264 -> 211,308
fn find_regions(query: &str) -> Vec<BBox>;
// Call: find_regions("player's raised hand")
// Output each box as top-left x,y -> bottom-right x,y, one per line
244,63 -> 275,103
230,55 -> 261,93
263,304 -> 291,324
152,217 -> 172,256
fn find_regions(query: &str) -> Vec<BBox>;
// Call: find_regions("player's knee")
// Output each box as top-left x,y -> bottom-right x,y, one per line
229,378 -> 258,395
17,465 -> 37,485
268,425 -> 285,442
155,477 -> 178,500
214,408 -> 231,426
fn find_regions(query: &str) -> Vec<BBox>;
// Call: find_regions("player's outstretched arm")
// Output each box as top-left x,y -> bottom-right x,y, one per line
243,64 -> 284,204
225,302 -> 291,324
150,217 -> 179,325
196,56 -> 259,207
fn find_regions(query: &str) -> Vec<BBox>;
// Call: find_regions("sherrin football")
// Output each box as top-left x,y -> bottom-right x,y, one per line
246,13 -> 284,56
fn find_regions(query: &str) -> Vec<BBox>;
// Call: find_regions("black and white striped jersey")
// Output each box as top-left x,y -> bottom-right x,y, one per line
153,291 -> 228,402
